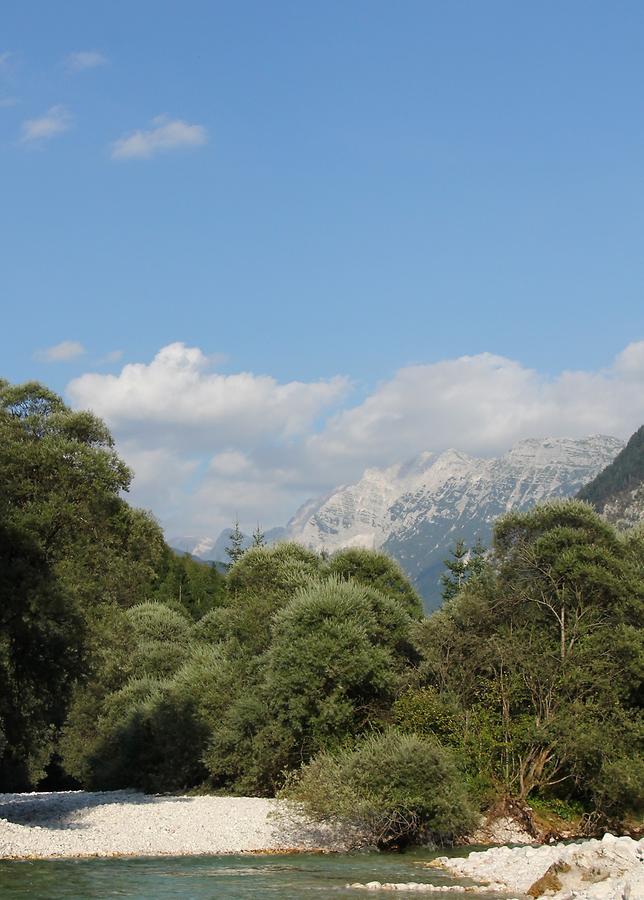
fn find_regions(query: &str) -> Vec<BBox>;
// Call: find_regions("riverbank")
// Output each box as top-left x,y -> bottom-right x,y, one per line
0,791 -> 348,859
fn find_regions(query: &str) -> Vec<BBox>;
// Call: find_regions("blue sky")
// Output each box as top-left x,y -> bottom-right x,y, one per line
2,1 -> 644,542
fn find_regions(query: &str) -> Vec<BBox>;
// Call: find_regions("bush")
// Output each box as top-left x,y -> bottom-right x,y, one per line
592,754 -> 644,820
282,730 -> 476,848
327,548 -> 423,618
263,579 -> 411,762
125,602 -> 192,679
83,677 -> 209,792
221,543 -> 322,653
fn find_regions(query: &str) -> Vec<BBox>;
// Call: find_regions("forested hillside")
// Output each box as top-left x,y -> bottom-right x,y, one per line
1,379 -> 642,846
577,425 -> 644,527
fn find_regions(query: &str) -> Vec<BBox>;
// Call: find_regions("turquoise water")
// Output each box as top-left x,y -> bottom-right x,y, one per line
0,851 -> 506,899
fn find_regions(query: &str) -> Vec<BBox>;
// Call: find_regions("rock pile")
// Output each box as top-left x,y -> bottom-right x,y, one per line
433,833 -> 644,899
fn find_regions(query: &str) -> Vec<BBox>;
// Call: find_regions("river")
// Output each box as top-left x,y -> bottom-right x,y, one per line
0,850 -> 511,898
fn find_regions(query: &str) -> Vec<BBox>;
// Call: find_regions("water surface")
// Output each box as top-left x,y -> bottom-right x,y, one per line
0,851 -> 509,899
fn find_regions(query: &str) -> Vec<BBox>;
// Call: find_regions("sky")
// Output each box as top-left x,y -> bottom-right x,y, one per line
2,1 -> 644,546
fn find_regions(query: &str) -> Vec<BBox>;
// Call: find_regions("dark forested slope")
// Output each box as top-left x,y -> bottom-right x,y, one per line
577,425 -> 644,527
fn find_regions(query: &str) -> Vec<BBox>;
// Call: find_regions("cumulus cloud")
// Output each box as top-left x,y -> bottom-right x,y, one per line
110,115 -> 208,160
20,105 -> 71,143
65,341 -> 644,543
68,342 -> 349,449
65,50 -> 107,71
35,340 -> 86,363
307,343 -> 644,471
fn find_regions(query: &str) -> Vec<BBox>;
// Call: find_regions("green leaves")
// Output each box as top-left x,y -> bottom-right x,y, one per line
411,500 -> 644,816
0,380 -> 170,789
282,730 -> 476,848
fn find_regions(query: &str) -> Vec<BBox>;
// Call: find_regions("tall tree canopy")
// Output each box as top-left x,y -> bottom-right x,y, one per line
408,500 -> 643,817
0,380 -> 167,787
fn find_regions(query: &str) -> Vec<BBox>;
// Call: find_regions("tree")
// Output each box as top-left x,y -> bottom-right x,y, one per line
0,521 -> 84,788
252,523 -> 266,547
225,519 -> 246,564
440,538 -> 486,603
440,540 -> 468,602
0,379 -> 168,788
222,542 -> 322,654
154,551 -> 225,620
236,578 -> 414,792
411,500 -> 643,814
327,547 -> 423,618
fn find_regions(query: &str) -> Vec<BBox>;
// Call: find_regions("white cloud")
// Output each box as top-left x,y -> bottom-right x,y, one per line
67,343 -> 349,449
614,341 -> 644,379
35,340 -> 86,363
65,341 -> 644,544
308,342 -> 644,470
110,115 -> 208,160
65,50 -> 107,72
20,105 -> 71,143
209,450 -> 252,476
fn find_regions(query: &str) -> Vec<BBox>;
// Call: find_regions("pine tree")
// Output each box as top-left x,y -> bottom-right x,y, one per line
225,519 -> 246,564
252,523 -> 265,547
440,538 -> 488,602
440,540 -> 468,602
468,537 -> 487,577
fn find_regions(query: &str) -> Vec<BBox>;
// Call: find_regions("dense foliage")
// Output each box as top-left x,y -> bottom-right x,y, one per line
400,501 -> 644,822
1,378 -> 642,843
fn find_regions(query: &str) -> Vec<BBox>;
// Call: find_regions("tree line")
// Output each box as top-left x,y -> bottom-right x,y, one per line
1,379 -> 642,846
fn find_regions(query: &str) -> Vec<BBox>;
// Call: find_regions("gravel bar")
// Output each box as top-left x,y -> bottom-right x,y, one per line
0,791 -> 347,859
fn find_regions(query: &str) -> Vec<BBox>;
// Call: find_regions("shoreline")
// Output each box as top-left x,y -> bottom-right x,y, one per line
3,791 -> 642,900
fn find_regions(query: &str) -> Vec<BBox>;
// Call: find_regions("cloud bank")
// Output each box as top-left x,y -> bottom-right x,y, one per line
66,341 -> 644,543
110,116 -> 208,160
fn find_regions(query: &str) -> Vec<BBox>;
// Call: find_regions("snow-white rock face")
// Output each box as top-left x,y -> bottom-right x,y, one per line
286,435 -> 623,609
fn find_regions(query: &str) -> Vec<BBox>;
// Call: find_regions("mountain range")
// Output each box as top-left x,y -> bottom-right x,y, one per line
179,434 -> 624,610
283,435 -> 623,608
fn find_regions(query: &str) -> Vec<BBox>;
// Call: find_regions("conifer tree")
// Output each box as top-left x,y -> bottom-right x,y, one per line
225,519 -> 246,564
440,540 -> 468,602
468,537 -> 487,576
252,523 -> 265,547
440,538 -> 488,603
